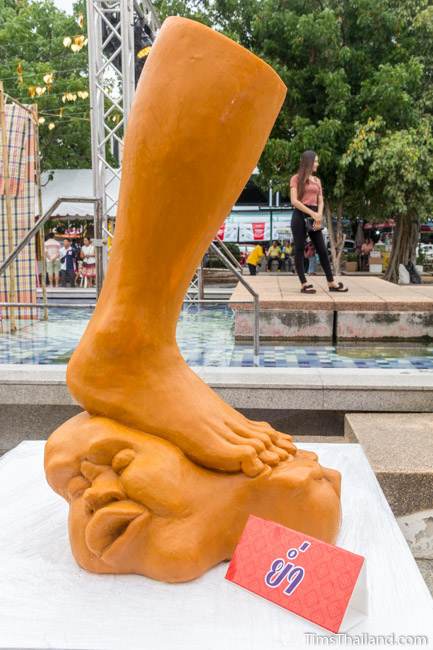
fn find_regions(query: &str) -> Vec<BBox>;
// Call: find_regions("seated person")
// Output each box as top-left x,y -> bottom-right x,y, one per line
280,240 -> 293,271
267,240 -> 282,271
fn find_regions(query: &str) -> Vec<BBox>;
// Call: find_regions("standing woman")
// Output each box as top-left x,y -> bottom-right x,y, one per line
80,237 -> 96,288
290,150 -> 348,294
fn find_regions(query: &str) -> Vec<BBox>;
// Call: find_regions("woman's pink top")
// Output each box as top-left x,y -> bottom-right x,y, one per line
290,174 -> 323,206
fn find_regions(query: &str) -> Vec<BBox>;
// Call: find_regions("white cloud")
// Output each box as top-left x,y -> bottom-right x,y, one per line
52,0 -> 74,14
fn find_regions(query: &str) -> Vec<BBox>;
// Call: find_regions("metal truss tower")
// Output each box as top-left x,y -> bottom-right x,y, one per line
86,0 -> 160,267
86,1 -> 206,303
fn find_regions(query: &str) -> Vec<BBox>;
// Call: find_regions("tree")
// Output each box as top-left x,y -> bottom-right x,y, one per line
339,117 -> 433,282
0,0 -> 91,169
248,0 -> 432,276
154,0 -> 433,280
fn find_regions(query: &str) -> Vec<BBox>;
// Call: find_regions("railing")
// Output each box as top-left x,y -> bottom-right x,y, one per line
96,223 -> 259,358
214,235 -> 243,271
0,204 -> 261,361
209,241 -> 260,359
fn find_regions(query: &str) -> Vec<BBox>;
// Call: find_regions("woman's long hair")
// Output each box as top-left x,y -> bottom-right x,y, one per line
297,150 -> 317,200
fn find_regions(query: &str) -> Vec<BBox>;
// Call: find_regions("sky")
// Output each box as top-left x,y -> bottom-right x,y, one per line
52,0 -> 74,14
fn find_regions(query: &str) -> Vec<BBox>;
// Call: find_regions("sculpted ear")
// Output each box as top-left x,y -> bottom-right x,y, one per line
85,499 -> 150,559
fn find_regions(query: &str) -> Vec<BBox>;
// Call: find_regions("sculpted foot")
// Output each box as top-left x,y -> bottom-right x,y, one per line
66,16 -> 290,476
69,348 -> 295,476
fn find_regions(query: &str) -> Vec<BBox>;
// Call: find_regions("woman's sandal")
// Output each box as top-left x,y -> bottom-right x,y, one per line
329,282 -> 348,293
301,284 -> 316,294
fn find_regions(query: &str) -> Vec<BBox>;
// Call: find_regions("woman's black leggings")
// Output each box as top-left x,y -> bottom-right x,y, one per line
291,205 -> 334,285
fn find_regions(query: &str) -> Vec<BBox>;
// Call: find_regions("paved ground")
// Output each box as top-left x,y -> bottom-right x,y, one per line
345,413 -> 433,515
230,275 -> 433,311
417,559 -> 433,596
297,432 -> 433,598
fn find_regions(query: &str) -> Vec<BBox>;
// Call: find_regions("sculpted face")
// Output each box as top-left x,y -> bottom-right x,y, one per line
45,413 -> 341,583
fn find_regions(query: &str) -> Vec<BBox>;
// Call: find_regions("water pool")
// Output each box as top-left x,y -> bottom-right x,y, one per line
1,304 -> 433,369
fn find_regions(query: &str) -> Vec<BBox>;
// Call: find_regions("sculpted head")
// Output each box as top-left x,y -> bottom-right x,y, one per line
45,412 -> 341,583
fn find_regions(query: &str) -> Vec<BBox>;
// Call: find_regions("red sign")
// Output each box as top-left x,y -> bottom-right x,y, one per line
217,224 -> 225,239
216,223 -> 238,242
225,515 -> 367,633
252,222 -> 265,240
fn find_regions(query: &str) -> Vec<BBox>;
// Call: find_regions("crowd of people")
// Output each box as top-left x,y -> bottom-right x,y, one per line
245,239 -> 318,276
44,233 -> 96,288
42,151 -> 347,294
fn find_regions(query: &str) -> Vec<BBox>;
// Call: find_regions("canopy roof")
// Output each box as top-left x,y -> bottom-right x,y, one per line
41,169 -> 120,218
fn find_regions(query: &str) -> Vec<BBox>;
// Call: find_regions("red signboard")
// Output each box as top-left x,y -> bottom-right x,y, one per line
252,222 -> 265,240
226,515 -> 367,633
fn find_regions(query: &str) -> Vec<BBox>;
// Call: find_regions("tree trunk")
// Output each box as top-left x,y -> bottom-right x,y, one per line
325,200 -> 346,276
384,215 -> 419,284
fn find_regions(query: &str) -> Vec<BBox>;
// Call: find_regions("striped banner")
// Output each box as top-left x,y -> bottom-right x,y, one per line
0,102 -> 37,323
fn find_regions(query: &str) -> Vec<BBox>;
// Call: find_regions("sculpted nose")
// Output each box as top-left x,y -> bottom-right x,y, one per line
83,468 -> 127,511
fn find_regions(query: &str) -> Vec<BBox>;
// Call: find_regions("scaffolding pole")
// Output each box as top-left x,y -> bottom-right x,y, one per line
86,0 -> 160,276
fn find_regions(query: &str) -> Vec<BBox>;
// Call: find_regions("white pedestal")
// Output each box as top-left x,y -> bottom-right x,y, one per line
0,442 -> 431,650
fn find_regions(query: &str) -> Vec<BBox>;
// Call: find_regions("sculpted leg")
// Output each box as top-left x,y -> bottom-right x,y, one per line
44,19 -> 342,584
66,16 -> 292,476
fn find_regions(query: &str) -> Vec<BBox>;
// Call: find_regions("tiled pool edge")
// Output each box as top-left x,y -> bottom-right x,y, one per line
2,304 -> 433,368
0,365 -> 432,411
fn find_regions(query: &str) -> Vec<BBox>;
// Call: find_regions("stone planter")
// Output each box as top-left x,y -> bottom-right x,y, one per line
345,261 -> 358,272
203,268 -> 237,284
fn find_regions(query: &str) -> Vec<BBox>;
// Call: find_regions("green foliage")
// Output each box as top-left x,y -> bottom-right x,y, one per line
3,0 -> 430,279
154,0 -> 433,278
358,59 -> 424,128
417,249 -> 426,265
224,242 -> 241,261
340,117 -> 433,221
154,0 -> 433,219
155,0 -> 212,25
0,0 -> 90,169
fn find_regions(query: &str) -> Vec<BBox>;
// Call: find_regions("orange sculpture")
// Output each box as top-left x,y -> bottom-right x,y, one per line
44,16 -> 342,583
46,413 -> 341,582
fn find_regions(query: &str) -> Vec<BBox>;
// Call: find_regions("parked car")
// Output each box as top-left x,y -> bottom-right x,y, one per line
418,243 -> 433,258
327,239 -> 356,253
343,239 -> 356,252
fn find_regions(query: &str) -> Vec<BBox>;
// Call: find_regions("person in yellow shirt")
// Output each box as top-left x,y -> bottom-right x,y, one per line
280,239 -> 293,272
246,244 -> 264,275
267,240 -> 282,271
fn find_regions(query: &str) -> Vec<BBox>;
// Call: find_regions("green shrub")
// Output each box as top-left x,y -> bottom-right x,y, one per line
346,252 -> 359,262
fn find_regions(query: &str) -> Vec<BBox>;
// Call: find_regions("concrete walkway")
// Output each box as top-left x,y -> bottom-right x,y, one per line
230,276 -> 433,340
231,275 -> 433,310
